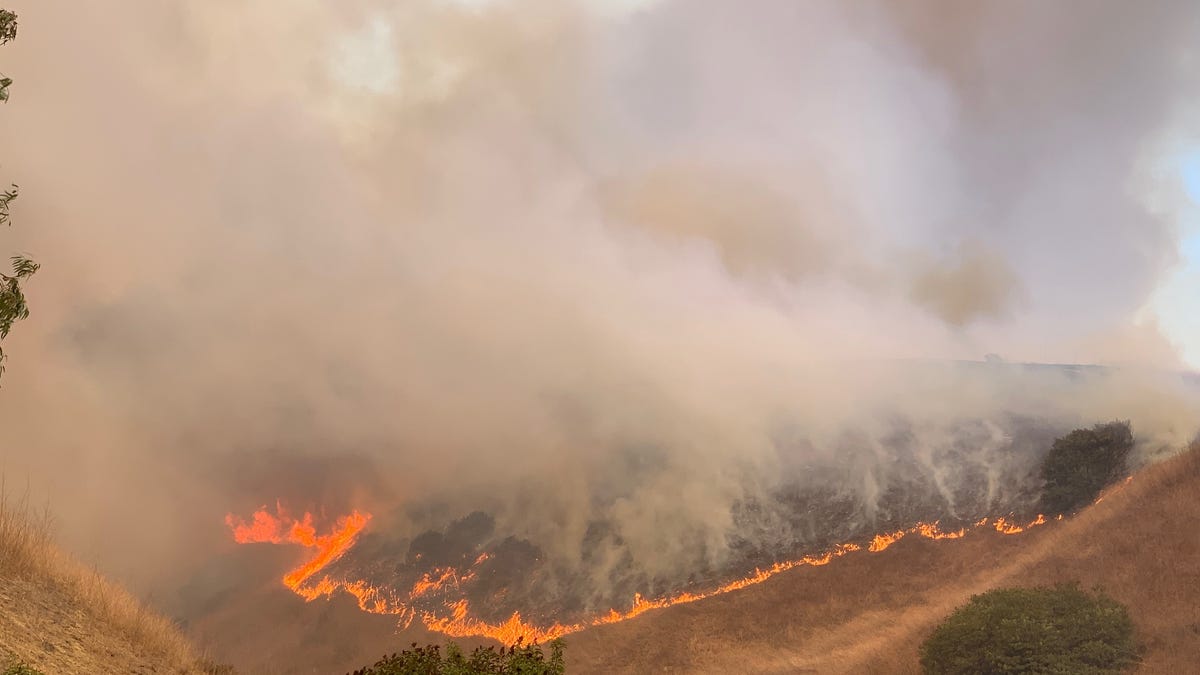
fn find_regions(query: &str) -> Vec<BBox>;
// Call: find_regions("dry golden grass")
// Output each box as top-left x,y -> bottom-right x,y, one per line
566,445 -> 1200,674
0,484 -> 215,674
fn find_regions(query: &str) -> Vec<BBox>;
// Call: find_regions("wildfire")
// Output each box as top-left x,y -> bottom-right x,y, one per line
410,569 -> 461,598
224,503 -> 371,599
226,504 -> 1060,645
423,600 -> 581,645
868,520 -> 966,553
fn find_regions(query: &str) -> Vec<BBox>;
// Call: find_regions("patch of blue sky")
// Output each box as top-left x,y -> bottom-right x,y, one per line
1182,150 -> 1200,205
1149,150 -> 1200,369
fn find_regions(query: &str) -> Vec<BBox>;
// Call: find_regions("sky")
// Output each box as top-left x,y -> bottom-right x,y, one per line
1185,153 -> 1200,206
1153,151 -> 1200,368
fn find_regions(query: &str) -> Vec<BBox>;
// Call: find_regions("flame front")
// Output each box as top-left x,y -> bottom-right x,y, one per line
225,503 -> 372,600
226,503 -> 1074,645
423,600 -> 581,644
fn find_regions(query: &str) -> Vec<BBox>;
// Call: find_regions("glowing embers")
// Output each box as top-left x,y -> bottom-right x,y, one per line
226,503 -> 1063,646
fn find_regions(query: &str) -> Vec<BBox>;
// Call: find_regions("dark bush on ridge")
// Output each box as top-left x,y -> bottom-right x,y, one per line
347,639 -> 565,675
920,584 -> 1138,674
1039,421 -> 1133,515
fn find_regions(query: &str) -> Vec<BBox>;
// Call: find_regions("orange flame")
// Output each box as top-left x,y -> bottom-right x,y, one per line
868,520 -> 966,553
225,503 -> 371,598
423,600 -> 581,645
228,503 -> 1068,645
410,569 -> 460,598
967,513 -> 1050,536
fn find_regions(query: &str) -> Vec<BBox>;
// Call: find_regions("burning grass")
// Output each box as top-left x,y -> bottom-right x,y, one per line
226,501 -> 1055,647
0,483 -> 212,674
565,443 -> 1200,674
210,425 -> 1177,673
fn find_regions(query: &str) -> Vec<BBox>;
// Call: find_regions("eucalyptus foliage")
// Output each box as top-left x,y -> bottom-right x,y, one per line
0,9 -> 15,102
0,8 -> 37,381
0,10 -> 14,44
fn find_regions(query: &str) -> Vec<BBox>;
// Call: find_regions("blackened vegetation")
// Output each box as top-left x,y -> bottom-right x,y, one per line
324,415 -> 1081,628
1039,421 -> 1133,516
346,640 -> 564,675
728,415 -> 1057,564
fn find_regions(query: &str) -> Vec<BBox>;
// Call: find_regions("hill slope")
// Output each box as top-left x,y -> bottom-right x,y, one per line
0,493 -> 213,674
187,446 -> 1200,674
565,446 -> 1200,673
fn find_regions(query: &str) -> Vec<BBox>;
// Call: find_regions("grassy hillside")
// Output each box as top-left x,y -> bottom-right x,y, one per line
0,490 -> 216,674
565,446 -> 1200,673
187,444 -> 1200,674
187,579 -> 449,675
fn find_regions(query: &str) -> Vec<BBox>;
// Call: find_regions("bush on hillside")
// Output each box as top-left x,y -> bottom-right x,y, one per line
347,639 -> 565,675
920,584 -> 1138,675
1039,421 -> 1133,515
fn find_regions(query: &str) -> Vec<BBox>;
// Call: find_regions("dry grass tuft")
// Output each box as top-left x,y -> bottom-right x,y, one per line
0,482 -> 54,579
0,482 -> 214,674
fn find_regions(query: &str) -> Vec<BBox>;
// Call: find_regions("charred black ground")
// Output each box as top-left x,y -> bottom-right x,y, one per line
318,417 -> 1061,626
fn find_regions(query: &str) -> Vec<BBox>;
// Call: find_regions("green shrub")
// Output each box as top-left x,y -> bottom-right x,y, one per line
920,585 -> 1138,674
1040,421 -> 1133,515
3,663 -> 45,675
347,639 -> 565,675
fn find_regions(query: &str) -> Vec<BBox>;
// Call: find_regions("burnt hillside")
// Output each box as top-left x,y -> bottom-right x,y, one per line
565,445 -> 1200,674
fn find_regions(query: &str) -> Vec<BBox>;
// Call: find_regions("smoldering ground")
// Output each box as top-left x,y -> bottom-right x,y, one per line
0,0 -> 1198,625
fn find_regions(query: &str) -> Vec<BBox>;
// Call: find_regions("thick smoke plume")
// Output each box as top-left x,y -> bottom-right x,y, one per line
0,0 -> 1198,619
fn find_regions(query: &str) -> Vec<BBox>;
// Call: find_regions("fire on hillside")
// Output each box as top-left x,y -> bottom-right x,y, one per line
224,500 -> 1075,645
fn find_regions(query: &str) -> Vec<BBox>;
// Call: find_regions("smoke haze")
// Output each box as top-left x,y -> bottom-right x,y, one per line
0,0 -> 1198,618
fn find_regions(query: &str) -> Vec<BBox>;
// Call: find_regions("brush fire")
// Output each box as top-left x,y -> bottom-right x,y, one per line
225,501 -> 1065,645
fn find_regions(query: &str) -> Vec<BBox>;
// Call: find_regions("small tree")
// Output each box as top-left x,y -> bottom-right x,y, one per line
920,585 -> 1138,674
0,8 -> 38,381
1039,421 -> 1133,515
